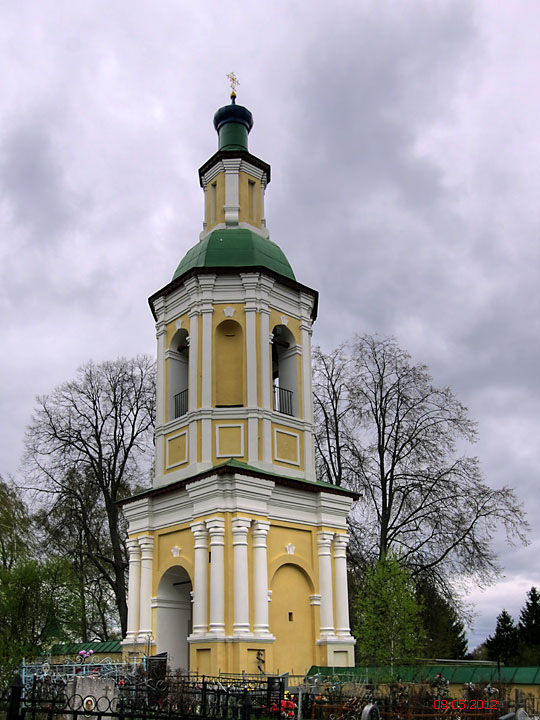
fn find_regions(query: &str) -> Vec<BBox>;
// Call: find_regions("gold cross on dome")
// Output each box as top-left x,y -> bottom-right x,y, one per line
226,72 -> 240,97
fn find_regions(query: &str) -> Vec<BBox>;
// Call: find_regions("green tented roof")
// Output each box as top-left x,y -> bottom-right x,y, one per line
50,641 -> 122,655
173,229 -> 295,282
307,665 -> 540,685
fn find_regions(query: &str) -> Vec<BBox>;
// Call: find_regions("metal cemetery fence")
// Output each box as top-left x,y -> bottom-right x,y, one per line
0,673 -> 285,720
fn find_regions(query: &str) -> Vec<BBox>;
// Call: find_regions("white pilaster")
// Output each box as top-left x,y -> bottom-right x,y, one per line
126,538 -> 141,639
201,310 -> 213,408
138,535 -> 154,640
252,520 -> 272,637
317,531 -> 335,638
199,276 -> 215,466
232,517 -> 252,636
155,307 -> 167,428
206,517 -> 225,636
334,533 -> 352,637
260,306 -> 271,410
242,274 -> 260,463
190,522 -> 209,635
260,301 -> 272,464
300,311 -> 316,480
188,305 -> 199,413
223,159 -> 240,226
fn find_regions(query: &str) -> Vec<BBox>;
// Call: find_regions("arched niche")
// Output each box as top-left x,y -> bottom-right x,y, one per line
169,328 -> 189,419
271,324 -> 298,416
156,565 -> 192,670
214,319 -> 244,407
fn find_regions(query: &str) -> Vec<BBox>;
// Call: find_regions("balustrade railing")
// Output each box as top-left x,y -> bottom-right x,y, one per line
273,385 -> 293,416
174,388 -> 188,418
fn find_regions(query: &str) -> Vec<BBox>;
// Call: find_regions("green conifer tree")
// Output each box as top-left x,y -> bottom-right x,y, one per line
485,610 -> 519,665
517,587 -> 540,664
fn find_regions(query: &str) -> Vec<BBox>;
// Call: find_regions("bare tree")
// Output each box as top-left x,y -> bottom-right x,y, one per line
313,335 -> 528,591
24,356 -> 156,635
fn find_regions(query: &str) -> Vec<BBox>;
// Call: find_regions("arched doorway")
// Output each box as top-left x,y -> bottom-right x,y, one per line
156,566 -> 193,670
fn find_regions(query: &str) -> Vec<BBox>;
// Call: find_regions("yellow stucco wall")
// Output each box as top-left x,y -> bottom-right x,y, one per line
137,513 -> 345,675
205,173 -> 226,231
238,172 -> 262,228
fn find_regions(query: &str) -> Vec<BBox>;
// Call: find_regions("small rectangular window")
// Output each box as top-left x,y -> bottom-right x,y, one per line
288,612 -> 294,622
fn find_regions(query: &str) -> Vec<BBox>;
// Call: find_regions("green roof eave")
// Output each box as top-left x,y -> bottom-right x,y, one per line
118,459 -> 358,507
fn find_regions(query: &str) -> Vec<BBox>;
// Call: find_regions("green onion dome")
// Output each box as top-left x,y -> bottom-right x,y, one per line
172,228 -> 295,282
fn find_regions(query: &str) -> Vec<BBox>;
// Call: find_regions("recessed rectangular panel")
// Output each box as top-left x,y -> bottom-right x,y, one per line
274,428 -> 300,466
216,423 -> 244,458
165,429 -> 188,470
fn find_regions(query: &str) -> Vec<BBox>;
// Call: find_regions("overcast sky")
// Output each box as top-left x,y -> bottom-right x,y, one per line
1,1 -> 539,651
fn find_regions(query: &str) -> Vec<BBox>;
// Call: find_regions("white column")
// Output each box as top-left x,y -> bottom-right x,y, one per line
191,522 -> 209,635
252,520 -> 271,637
317,531 -> 335,638
126,538 -> 141,639
334,533 -> 352,637
232,518 -> 252,636
138,535 -> 154,639
206,517 -> 225,635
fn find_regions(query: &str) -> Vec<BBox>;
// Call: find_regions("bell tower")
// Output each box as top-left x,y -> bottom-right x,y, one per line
121,91 -> 357,675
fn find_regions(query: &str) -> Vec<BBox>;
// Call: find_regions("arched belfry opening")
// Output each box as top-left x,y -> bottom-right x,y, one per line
169,328 -> 189,420
215,319 -> 244,407
272,324 -> 297,416
156,565 -> 193,670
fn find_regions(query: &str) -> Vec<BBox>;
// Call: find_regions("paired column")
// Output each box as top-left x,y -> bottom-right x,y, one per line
191,522 -> 209,635
252,521 -> 271,636
126,538 -> 141,639
207,518 -> 226,635
232,518 -> 251,635
333,533 -> 352,637
317,531 -> 335,638
138,535 -> 154,639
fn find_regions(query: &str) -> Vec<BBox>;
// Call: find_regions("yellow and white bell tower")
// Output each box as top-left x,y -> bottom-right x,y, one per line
121,91 -> 357,675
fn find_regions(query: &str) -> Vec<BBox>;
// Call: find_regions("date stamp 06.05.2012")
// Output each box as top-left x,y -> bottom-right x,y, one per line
433,700 -> 499,710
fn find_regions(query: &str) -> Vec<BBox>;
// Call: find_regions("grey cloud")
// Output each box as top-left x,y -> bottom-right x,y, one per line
0,123 -> 73,239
